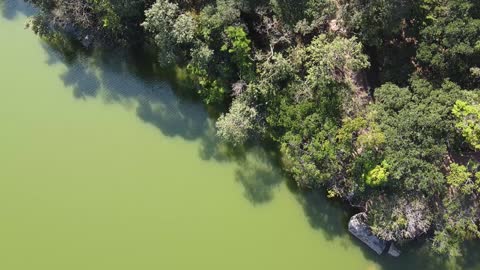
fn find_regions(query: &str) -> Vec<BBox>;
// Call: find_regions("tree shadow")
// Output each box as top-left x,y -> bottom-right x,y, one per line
234,146 -> 284,205
40,39 -> 210,141
38,27 -> 291,206
458,241 -> 480,270
60,61 -> 100,99
287,180 -> 351,241
198,133 -> 247,163
38,35 -> 284,205
1,0 -> 35,20
199,131 -> 284,205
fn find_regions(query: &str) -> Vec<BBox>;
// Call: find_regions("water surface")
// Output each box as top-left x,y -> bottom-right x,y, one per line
1,1 -> 479,269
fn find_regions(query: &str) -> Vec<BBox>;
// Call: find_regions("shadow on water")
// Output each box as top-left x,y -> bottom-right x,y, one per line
1,0 -> 35,20
199,129 -> 284,205
42,41 -> 209,141
233,146 -> 284,205
38,35 -> 480,270
287,181 -> 350,241
41,38 -> 286,204
60,59 -> 100,99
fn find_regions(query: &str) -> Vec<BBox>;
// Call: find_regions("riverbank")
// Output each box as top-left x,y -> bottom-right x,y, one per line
2,1 -> 480,269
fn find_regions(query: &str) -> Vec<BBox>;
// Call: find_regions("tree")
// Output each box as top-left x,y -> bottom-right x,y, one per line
416,0 -> 480,87
27,0 -> 144,46
447,163 -> 477,195
221,26 -> 254,81
90,0 -> 121,30
196,0 -> 241,40
371,80 -> 468,195
452,100 -> 480,150
434,162 -> 480,257
142,0 -> 180,66
305,34 -> 370,85
261,35 -> 370,188
216,99 -> 258,145
339,0 -> 413,47
365,160 -> 390,187
369,196 -> 432,242
172,13 -> 197,44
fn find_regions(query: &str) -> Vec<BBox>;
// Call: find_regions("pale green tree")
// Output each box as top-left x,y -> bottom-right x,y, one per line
142,0 -> 179,66
216,99 -> 257,145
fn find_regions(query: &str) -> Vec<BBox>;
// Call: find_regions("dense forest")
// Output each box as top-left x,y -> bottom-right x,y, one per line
26,0 -> 480,257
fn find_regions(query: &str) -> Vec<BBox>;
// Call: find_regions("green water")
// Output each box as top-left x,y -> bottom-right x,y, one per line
1,1 -> 480,269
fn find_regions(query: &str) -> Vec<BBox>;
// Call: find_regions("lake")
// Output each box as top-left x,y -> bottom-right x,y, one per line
1,0 -> 479,269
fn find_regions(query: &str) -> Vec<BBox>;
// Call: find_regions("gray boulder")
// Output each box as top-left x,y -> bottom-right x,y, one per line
348,213 -> 400,257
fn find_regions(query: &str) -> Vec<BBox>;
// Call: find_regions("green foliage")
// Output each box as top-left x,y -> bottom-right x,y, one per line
187,64 -> 225,104
432,228 -> 464,257
196,1 -> 241,40
190,43 -> 214,69
447,163 -> 471,188
216,99 -> 258,145
340,0 -> 413,47
416,0 -> 480,87
447,163 -> 476,194
270,0 -> 335,32
336,117 -> 368,150
187,44 -> 229,104
452,100 -> 480,150
369,196 -> 432,242
254,53 -> 296,98
365,160 -> 390,187
26,14 -> 50,36
142,0 -> 179,66
221,26 -> 254,81
280,119 -> 341,187
198,78 -> 225,105
305,34 -> 370,84
371,80 -> 468,194
294,0 -> 336,34
434,182 -> 480,257
27,0 -> 146,45
260,36 -> 370,188
371,79 -> 480,253
172,13 -> 197,44
90,0 -> 120,30
356,117 -> 386,152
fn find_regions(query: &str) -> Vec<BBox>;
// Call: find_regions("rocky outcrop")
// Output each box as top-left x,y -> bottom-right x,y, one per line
348,213 -> 400,257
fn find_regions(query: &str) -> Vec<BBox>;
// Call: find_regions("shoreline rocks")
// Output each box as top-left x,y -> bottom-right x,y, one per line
348,213 -> 400,257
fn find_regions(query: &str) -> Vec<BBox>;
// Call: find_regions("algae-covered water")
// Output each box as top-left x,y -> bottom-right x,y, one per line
1,1 -> 480,269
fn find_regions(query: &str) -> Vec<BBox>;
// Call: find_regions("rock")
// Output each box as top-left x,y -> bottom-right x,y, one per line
348,213 -> 386,255
387,243 -> 401,257
348,213 -> 401,257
